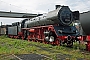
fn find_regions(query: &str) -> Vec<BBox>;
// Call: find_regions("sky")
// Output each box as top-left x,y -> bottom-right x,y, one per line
0,0 -> 90,25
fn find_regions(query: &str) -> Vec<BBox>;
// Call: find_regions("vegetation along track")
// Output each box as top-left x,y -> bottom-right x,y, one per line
0,35 -> 90,60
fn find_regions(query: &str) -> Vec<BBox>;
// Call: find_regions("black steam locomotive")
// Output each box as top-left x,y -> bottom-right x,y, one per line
5,5 -> 80,46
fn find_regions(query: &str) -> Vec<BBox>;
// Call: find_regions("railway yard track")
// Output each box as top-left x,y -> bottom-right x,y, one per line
0,53 -> 88,60
0,44 -> 89,60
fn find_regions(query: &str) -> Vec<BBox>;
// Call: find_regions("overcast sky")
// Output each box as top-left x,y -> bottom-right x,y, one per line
0,0 -> 90,25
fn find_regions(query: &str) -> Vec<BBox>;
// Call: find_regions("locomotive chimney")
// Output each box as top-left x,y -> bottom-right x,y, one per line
55,5 -> 61,9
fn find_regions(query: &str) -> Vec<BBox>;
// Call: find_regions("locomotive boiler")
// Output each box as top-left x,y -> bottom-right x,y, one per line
25,6 -> 78,28
8,5 -> 80,46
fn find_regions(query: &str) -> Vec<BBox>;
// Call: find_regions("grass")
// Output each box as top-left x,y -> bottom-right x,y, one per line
0,35 -> 90,60
0,36 -> 39,54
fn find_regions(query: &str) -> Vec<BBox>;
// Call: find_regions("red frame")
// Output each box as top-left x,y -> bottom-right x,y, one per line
21,25 -> 76,46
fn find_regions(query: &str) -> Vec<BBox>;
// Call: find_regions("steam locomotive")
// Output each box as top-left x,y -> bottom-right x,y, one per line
7,5 -> 79,46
